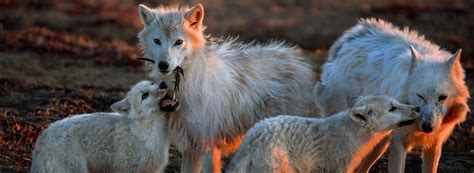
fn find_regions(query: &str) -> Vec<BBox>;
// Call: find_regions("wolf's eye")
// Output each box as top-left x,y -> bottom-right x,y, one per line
389,106 -> 397,112
141,93 -> 149,101
153,39 -> 161,45
438,95 -> 447,102
354,113 -> 367,121
416,94 -> 424,101
174,39 -> 183,46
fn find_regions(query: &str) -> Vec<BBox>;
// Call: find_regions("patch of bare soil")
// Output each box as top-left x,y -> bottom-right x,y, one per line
0,27 -> 142,66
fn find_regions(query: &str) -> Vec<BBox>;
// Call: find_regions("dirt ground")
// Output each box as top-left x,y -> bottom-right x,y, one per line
0,0 -> 473,172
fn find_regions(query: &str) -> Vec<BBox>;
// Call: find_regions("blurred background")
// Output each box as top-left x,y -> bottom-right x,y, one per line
0,0 -> 472,172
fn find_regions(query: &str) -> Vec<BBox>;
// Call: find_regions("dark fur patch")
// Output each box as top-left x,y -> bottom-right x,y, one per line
354,113 -> 367,121
173,66 -> 184,92
397,119 -> 416,127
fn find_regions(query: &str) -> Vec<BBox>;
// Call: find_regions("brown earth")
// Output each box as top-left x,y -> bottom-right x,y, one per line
0,0 -> 472,172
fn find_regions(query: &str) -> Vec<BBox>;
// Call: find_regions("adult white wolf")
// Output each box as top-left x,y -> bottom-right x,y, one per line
137,3 -> 318,172
315,18 -> 469,173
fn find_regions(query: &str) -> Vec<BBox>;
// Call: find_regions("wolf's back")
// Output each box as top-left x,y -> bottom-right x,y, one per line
328,18 -> 442,63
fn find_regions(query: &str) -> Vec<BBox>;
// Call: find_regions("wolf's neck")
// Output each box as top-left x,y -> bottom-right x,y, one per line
130,114 -> 168,141
131,115 -> 169,155
179,45 -> 225,90
321,113 -> 381,168
323,112 -> 391,171
324,111 -> 374,136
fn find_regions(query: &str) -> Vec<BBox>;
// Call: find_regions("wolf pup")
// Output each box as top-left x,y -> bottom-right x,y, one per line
31,81 -> 172,173
137,3 -> 318,172
315,18 -> 469,173
226,95 -> 420,173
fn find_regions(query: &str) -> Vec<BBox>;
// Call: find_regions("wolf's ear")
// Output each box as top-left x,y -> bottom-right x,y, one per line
346,96 -> 363,108
139,4 -> 155,25
185,3 -> 204,30
350,106 -> 369,125
111,99 -> 130,115
408,45 -> 421,74
447,49 -> 462,68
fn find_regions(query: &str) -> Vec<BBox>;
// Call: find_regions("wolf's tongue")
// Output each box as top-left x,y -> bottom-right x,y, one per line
160,99 -> 177,107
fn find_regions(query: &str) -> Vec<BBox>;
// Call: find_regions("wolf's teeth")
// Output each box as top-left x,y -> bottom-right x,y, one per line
173,92 -> 176,100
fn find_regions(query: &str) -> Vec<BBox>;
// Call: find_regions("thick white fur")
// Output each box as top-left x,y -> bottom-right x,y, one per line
30,81 -> 170,173
137,4 -> 318,172
315,18 -> 469,173
226,95 -> 419,173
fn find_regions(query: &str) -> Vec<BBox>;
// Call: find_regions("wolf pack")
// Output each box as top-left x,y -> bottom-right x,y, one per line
30,3 -> 469,173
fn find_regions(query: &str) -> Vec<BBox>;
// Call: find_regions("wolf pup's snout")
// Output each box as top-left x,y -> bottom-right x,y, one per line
159,81 -> 167,89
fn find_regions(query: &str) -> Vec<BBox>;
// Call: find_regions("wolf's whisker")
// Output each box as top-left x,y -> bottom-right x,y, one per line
137,58 -> 155,63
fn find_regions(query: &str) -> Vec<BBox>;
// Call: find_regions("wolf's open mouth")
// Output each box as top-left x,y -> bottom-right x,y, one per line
397,119 -> 416,127
158,66 -> 184,112
159,94 -> 180,112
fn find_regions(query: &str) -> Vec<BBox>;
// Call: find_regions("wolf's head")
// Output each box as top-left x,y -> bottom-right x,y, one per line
347,95 -> 420,131
111,80 -> 171,119
137,3 -> 206,76
405,46 -> 469,133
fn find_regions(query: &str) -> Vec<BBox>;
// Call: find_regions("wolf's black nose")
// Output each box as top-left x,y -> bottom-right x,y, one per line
421,123 -> 433,133
414,107 -> 420,113
159,81 -> 167,89
158,61 -> 169,71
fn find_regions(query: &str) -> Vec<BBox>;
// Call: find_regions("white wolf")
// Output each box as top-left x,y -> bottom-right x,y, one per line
226,95 -> 420,173
137,3 -> 318,172
315,18 -> 470,173
31,81 -> 172,173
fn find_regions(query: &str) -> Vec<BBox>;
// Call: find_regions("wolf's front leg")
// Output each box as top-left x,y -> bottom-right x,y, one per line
203,147 -> 222,173
422,143 -> 442,173
182,149 -> 202,173
387,139 -> 407,173
356,135 -> 391,173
